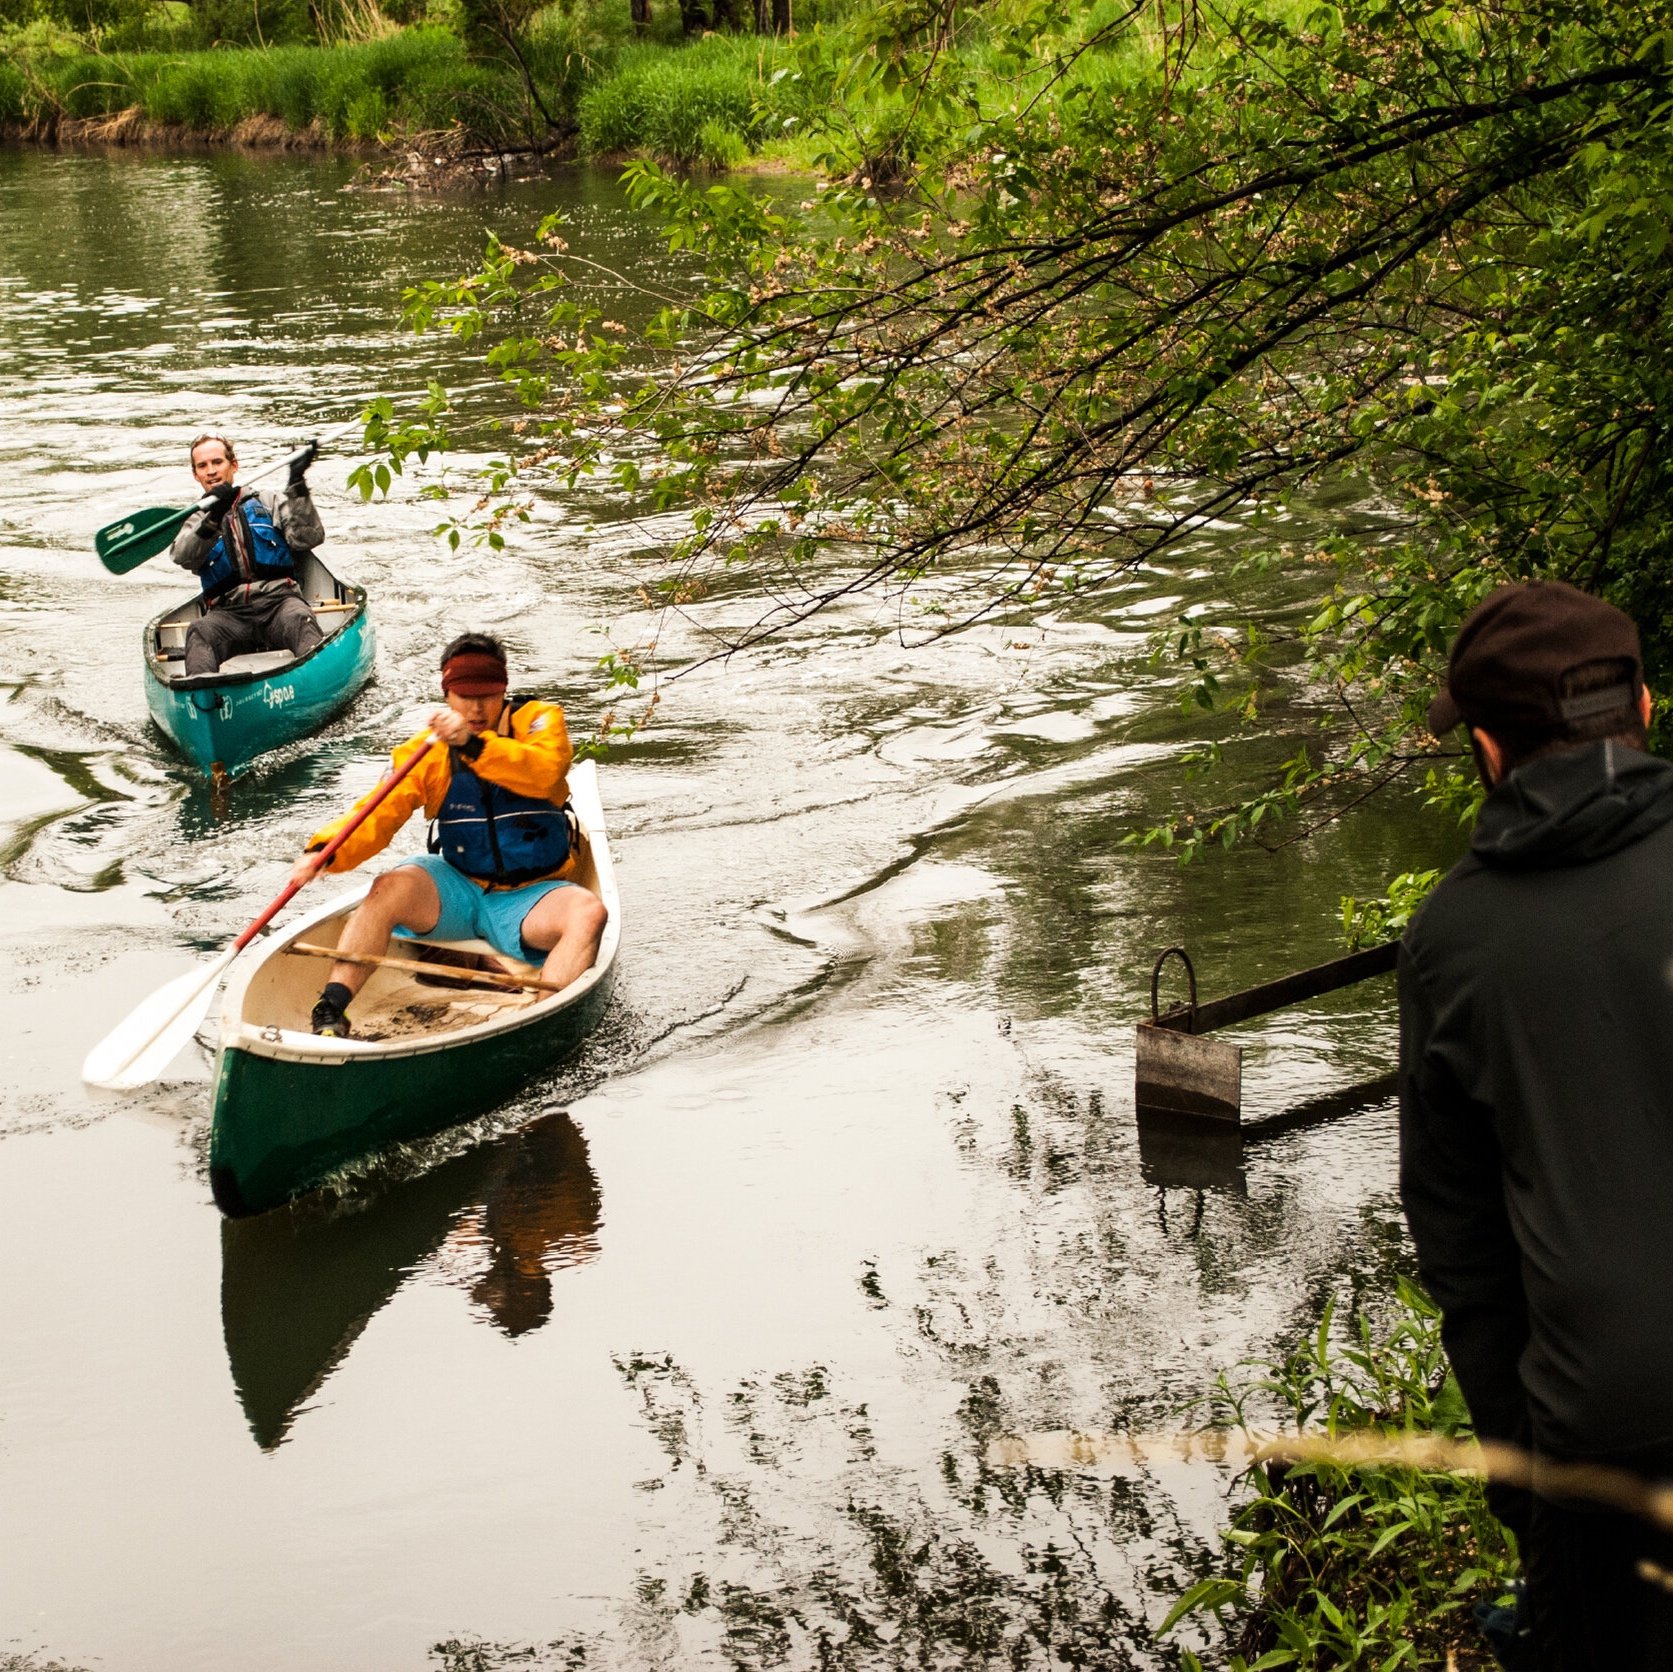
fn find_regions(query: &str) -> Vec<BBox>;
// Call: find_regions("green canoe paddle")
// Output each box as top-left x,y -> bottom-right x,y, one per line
95,499 -> 212,574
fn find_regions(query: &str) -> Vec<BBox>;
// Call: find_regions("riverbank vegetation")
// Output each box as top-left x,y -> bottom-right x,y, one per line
0,0 -> 824,155
0,23 -> 809,157
334,3 -> 1665,1654
1166,1283 -> 1517,1668
360,0 -> 1673,898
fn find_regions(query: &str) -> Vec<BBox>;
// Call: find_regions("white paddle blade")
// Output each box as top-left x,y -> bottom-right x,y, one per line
81,948 -> 237,1091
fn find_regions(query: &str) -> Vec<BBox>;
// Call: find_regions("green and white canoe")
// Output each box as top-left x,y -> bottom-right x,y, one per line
207,760 -> 619,1218
145,550 -> 375,779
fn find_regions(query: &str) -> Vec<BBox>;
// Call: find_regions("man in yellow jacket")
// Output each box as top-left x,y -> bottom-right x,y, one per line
290,633 -> 607,1038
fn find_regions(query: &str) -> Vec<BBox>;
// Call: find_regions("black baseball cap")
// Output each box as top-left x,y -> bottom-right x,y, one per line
1428,581 -> 1642,736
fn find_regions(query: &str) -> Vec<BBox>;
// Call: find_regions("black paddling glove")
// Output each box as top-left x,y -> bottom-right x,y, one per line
199,480 -> 237,533
287,439 -> 319,487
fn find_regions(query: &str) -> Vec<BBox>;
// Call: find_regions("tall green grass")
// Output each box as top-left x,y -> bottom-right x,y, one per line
576,35 -> 799,166
0,27 -> 515,140
0,18 -> 807,154
1165,1282 -> 1519,1669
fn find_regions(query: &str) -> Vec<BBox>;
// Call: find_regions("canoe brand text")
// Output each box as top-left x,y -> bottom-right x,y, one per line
263,684 -> 296,709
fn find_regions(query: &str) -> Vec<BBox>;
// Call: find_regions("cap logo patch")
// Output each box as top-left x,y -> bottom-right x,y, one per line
1557,684 -> 1636,723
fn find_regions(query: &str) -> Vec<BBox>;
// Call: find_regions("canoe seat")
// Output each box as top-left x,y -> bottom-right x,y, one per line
218,650 -> 298,677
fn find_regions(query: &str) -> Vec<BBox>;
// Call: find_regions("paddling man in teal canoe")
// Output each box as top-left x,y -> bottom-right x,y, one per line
288,634 -> 608,1039
170,431 -> 325,676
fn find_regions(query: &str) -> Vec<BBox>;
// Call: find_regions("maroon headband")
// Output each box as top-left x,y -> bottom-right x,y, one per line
441,650 -> 508,697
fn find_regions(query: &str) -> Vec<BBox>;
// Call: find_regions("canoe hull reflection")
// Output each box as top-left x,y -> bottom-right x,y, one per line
222,1111 -> 599,1448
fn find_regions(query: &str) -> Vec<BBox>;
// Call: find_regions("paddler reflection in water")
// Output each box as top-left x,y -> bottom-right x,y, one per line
467,1112 -> 602,1337
171,432 -> 325,675
290,634 -> 607,1038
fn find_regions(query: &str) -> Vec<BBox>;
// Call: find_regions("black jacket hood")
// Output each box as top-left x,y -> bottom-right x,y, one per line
1470,741 -> 1673,871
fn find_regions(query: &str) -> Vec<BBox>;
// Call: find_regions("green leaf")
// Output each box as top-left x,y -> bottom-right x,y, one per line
1158,1577 -> 1248,1636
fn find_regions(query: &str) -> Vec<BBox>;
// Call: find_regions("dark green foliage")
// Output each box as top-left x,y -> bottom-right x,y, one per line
0,0 -> 153,42
356,0 -> 1673,893
1167,1283 -> 1517,1669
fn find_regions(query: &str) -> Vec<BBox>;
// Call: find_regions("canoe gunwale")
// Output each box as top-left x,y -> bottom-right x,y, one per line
215,759 -> 620,1067
148,593 -> 366,694
143,550 -> 368,694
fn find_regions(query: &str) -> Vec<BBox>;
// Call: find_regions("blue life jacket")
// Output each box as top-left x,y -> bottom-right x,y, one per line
198,493 -> 296,603
429,740 -> 575,886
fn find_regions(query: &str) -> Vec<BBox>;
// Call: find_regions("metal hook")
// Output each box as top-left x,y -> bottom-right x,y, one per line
1150,946 -> 1198,1029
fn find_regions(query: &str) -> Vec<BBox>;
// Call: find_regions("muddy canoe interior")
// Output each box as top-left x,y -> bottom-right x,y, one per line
240,832 -> 603,1044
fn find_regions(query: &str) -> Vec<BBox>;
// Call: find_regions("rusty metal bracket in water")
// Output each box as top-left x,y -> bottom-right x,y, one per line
1149,946 -> 1198,1028
1136,940 -> 1399,1125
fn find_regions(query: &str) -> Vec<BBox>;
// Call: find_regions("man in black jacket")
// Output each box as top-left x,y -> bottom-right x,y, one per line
1401,580 -> 1673,1670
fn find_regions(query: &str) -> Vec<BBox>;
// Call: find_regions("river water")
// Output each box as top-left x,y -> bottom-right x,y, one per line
0,146 -> 1455,1671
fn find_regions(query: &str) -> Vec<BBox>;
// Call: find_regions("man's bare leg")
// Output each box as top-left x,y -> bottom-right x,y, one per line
326,866 -> 442,999
518,885 -> 607,992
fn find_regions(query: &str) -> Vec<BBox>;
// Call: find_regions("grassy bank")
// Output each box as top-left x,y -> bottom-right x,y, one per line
0,24 -> 814,158
1167,1283 -> 1518,1669
0,0 -> 1172,165
2,29 -> 486,143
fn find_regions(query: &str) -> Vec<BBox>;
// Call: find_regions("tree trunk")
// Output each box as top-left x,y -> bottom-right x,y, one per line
769,0 -> 789,32
678,0 -> 707,32
631,0 -> 650,31
751,0 -> 768,30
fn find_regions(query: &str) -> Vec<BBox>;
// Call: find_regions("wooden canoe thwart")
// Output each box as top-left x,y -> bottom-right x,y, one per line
1135,941 -> 1398,1128
288,942 -> 571,997
144,549 -> 375,779
206,760 -> 620,1218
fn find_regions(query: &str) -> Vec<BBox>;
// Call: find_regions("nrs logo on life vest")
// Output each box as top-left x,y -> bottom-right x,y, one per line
263,684 -> 296,709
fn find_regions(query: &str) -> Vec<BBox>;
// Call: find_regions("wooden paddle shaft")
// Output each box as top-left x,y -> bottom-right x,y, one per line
291,941 -> 565,996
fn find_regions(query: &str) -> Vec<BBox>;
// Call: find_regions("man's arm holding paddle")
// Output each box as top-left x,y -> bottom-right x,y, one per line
171,481 -> 238,574
82,730 -> 439,1090
289,699 -> 572,890
173,440 -> 323,573
290,728 -> 442,886
457,698 -> 573,800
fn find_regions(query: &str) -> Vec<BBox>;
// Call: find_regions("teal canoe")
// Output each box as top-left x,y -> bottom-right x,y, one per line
207,760 -> 620,1218
144,550 -> 375,778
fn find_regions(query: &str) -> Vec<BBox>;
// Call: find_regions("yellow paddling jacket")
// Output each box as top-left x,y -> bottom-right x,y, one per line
305,698 -> 574,883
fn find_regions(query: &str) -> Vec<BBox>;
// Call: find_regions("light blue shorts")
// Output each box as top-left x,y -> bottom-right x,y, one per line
390,854 -> 572,965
